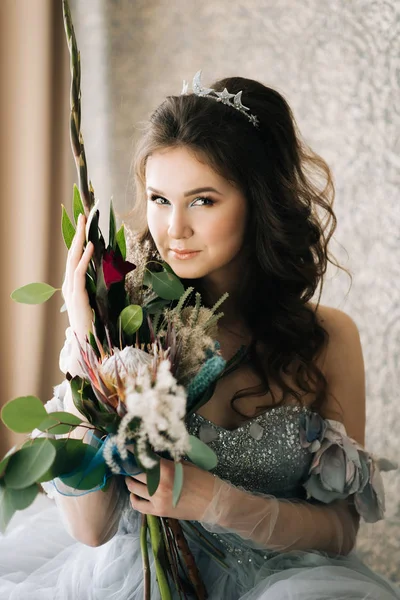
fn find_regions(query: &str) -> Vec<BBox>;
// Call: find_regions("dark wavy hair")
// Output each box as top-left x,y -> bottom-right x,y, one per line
130,76 -> 351,416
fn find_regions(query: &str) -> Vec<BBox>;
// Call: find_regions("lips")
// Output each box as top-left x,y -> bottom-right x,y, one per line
169,248 -> 201,260
170,248 -> 198,254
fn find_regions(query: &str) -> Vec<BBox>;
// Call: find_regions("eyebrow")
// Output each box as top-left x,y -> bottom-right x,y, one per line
146,186 -> 223,197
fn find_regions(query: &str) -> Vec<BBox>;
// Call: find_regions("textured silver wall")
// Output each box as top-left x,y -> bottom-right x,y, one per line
71,0 -> 400,580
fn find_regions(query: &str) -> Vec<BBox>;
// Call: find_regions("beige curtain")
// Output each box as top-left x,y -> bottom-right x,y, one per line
0,0 -> 73,456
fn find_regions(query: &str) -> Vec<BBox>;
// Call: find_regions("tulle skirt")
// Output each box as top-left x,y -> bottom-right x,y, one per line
0,495 -> 399,600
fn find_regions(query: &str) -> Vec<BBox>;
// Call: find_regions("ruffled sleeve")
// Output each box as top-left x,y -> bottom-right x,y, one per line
59,326 -> 85,378
299,413 -> 398,523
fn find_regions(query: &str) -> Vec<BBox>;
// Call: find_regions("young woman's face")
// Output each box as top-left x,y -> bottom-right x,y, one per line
145,146 -> 248,281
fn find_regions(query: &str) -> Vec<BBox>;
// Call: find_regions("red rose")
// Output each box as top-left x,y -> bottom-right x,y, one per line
102,249 -> 135,288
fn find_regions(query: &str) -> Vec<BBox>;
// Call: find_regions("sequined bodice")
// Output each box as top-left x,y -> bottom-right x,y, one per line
185,405 -> 313,499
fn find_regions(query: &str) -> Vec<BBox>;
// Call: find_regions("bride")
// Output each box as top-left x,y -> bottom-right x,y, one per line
1,72 -> 399,599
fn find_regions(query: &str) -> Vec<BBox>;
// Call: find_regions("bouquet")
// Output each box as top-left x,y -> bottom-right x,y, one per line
0,2 -> 231,598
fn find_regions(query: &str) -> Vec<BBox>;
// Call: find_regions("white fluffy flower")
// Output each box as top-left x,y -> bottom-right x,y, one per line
102,434 -> 121,474
122,360 -> 190,465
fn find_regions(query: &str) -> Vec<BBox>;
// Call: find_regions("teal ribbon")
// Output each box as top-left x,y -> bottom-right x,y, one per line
50,432 -> 143,497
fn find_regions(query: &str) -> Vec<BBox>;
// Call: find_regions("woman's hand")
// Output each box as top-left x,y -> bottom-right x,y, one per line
125,458 -> 217,521
61,213 -> 94,344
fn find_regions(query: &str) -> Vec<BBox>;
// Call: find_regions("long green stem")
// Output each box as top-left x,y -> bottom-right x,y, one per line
62,0 -> 111,336
140,515 -> 150,600
147,515 -> 172,600
62,0 -> 93,216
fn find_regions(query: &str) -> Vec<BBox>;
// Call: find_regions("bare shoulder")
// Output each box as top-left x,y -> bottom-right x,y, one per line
307,302 -> 362,360
307,302 -> 366,445
309,302 -> 360,334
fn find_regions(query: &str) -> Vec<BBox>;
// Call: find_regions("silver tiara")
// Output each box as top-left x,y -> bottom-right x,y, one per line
181,70 -> 259,128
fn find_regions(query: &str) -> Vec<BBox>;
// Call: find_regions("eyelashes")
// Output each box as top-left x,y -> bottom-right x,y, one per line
148,194 -> 215,207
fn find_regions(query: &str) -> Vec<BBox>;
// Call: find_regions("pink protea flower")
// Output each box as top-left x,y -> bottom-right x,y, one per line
78,344 -> 152,416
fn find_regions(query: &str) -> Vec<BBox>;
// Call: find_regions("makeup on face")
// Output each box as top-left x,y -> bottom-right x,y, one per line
145,146 -> 248,282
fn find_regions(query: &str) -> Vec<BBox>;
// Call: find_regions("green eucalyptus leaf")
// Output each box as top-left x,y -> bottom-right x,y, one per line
0,458 -> 10,479
59,444 -> 107,490
37,438 -> 88,482
149,271 -> 185,300
1,396 -> 47,433
172,461 -> 183,508
73,184 -> 85,224
37,411 -> 82,435
61,204 -> 76,249
109,200 -> 117,250
0,481 -> 16,533
4,439 -> 56,489
186,435 -> 218,471
8,483 -> 39,511
146,460 -> 161,497
43,411 -> 82,426
11,282 -> 58,305
116,225 -> 126,260
119,305 -> 143,335
0,446 -> 18,478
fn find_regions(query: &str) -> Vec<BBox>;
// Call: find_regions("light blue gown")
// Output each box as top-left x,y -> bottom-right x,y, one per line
0,396 -> 399,600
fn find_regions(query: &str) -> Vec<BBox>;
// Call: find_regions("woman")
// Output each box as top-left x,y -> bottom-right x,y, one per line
0,72 -> 399,599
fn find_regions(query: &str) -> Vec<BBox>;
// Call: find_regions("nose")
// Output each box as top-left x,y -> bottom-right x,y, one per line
167,206 -> 193,240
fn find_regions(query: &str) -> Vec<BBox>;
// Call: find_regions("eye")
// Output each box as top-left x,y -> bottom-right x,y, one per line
148,194 -> 170,205
148,194 -> 215,207
191,196 -> 215,207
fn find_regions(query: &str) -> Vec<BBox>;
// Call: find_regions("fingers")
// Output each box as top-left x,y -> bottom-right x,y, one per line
74,242 -> 94,293
66,214 -> 87,284
125,477 -> 150,501
130,494 -> 153,514
128,472 -> 147,484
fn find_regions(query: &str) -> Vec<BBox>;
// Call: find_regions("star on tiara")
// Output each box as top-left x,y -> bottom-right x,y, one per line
181,70 -> 259,128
